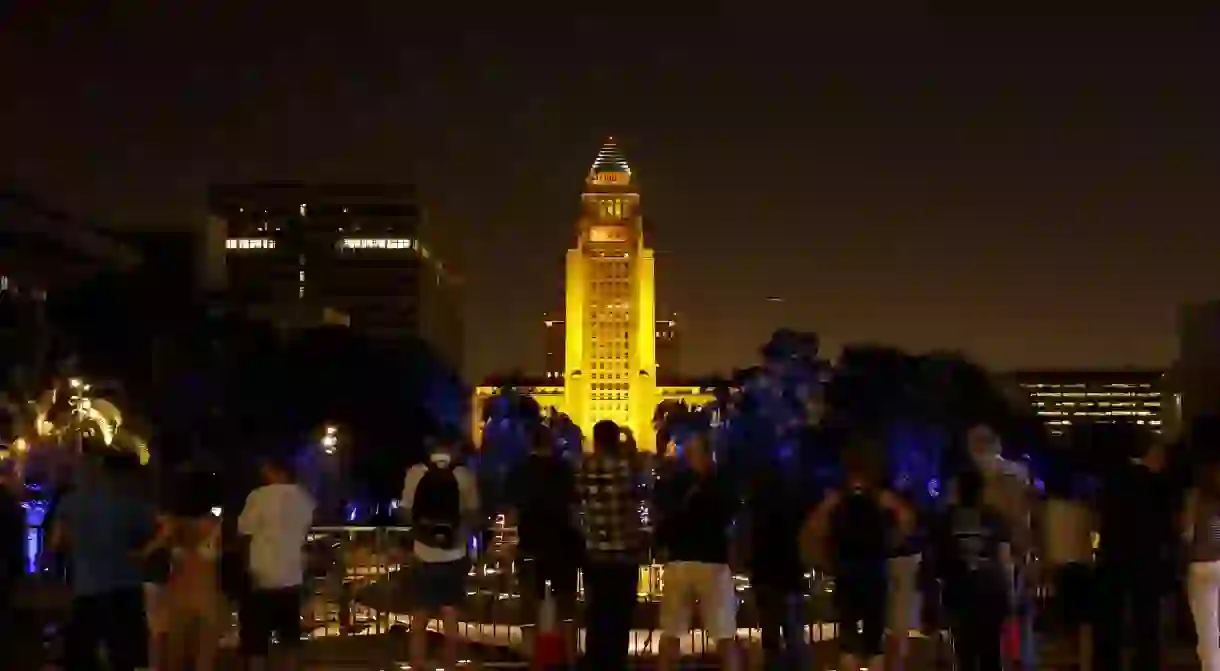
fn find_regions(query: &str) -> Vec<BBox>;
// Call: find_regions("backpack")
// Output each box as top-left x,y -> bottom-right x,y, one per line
412,461 -> 463,550
830,488 -> 889,568
945,506 -> 1002,575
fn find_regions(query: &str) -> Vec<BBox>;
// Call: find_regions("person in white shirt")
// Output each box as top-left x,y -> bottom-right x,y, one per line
1044,470 -> 1096,671
237,457 -> 315,671
400,439 -> 480,671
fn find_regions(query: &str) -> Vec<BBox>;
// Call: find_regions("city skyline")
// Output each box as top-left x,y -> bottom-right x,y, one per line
5,7 -> 1219,379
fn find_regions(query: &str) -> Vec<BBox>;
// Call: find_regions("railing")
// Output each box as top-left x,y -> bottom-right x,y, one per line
23,521 -> 1208,667
23,522 -> 847,667
299,525 -> 842,666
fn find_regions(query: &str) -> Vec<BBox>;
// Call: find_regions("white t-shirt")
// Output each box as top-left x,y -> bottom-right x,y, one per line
238,483 -> 316,589
401,454 -> 479,563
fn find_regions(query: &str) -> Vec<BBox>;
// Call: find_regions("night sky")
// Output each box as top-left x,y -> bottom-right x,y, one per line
4,5 -> 1219,379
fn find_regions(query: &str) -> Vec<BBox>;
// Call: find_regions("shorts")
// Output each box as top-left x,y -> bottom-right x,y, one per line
660,561 -> 738,640
239,586 -> 304,656
519,554 -> 579,622
64,586 -> 151,670
411,558 -> 470,613
1055,561 -> 1095,627
887,553 -> 922,635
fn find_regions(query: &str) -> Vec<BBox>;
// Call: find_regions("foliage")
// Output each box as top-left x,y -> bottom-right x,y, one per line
36,266 -> 465,507
657,329 -> 1049,500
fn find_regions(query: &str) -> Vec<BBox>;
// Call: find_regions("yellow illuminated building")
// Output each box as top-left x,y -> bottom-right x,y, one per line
473,139 -> 713,451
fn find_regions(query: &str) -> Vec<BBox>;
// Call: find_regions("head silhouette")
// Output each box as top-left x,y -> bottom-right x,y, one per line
592,420 -> 620,455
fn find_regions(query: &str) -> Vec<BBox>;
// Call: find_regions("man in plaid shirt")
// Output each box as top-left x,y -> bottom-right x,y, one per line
576,420 -> 644,668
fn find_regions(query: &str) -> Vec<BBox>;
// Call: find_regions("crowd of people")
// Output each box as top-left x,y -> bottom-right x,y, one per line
0,437 -> 317,671
407,417 -> 1220,671
8,416 -> 1220,670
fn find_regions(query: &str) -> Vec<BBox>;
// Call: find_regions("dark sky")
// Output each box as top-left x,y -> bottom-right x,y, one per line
4,5 -> 1219,379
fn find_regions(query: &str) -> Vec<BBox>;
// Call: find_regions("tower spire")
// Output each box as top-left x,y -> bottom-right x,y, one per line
588,136 -> 631,182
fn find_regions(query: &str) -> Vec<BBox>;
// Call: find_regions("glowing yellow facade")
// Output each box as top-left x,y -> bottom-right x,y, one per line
472,139 -> 714,451
563,138 -> 657,450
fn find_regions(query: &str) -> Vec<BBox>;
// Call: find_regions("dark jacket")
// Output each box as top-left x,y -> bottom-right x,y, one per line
0,487 -> 25,592
1097,460 -> 1175,565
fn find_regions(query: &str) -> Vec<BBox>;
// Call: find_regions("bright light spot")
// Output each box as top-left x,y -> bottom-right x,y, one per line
69,379 -> 81,388
210,507 -> 222,518
927,478 -> 941,499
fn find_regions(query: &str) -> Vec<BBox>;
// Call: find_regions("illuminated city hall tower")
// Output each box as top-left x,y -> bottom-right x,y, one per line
564,138 -> 657,451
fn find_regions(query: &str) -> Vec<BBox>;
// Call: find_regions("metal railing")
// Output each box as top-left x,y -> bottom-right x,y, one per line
299,525 -> 842,666
24,522 -> 846,667
23,520 -> 1206,667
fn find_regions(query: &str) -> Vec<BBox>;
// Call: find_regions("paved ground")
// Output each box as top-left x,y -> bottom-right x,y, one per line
18,631 -> 1206,670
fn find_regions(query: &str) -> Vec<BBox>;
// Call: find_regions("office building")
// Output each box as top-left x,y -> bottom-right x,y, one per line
655,314 -> 680,382
1009,369 -> 1163,435
210,182 -> 462,370
1170,301 -> 1220,437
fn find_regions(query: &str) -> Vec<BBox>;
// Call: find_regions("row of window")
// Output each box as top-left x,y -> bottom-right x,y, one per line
1037,410 -> 1157,417
593,382 -> 629,391
226,237 -> 427,254
1033,401 -> 1160,407
227,238 -> 276,250
600,199 -> 625,220
595,260 -> 630,278
341,238 -> 416,250
1024,383 -> 1155,389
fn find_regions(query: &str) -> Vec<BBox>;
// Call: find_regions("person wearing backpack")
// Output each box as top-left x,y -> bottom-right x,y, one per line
401,437 -> 480,671
932,465 -> 1014,671
812,451 -> 912,671
961,424 -> 1039,670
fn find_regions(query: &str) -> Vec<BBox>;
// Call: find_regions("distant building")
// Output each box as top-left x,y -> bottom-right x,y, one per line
110,230 -> 208,301
543,314 -> 564,380
209,182 -> 463,371
474,139 -> 713,451
1170,301 -> 1220,438
1008,369 -> 1164,436
0,189 -> 139,292
655,315 -> 680,383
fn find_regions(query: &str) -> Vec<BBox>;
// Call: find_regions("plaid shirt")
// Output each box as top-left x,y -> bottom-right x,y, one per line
575,452 -> 644,561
